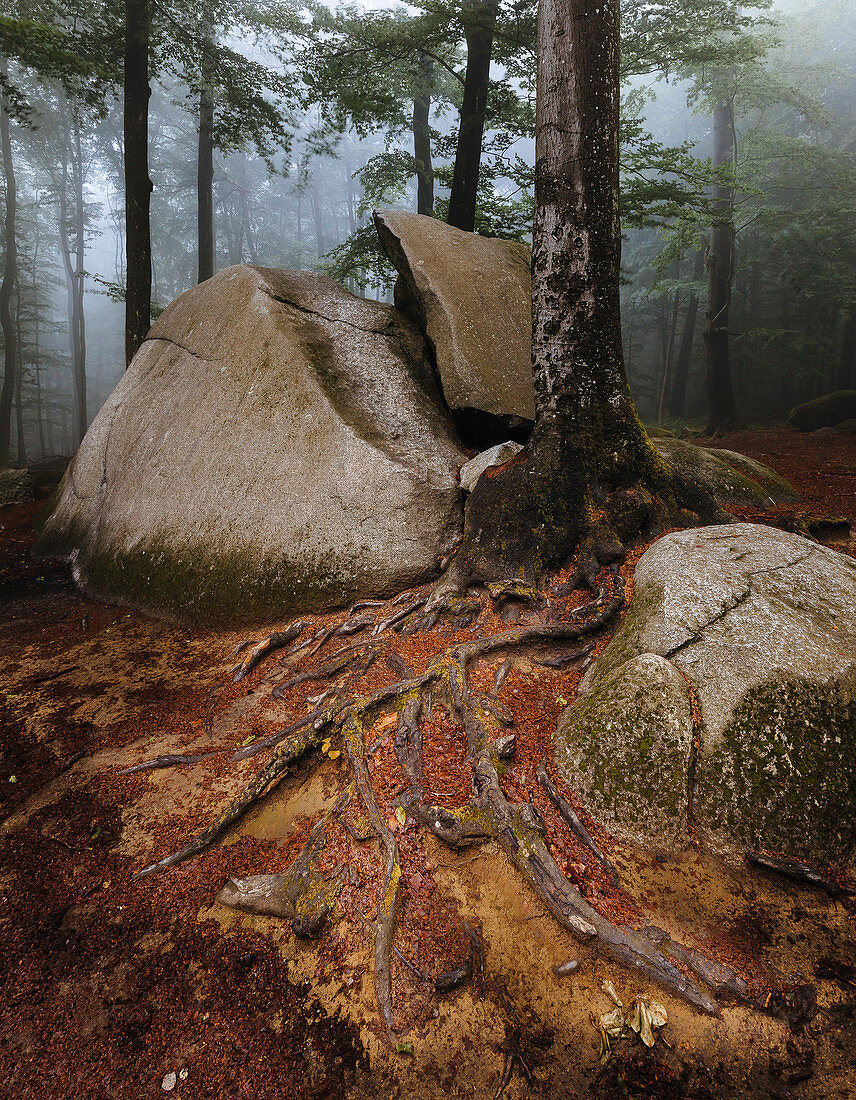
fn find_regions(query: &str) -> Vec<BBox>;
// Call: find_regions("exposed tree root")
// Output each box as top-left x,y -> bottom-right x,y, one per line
537,759 -> 621,887
230,621 -> 307,682
120,751 -> 221,775
746,851 -> 856,898
135,569 -> 771,1034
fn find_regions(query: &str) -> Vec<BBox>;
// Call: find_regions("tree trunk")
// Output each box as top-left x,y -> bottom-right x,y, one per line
703,102 -> 738,435
124,0 -> 152,366
446,0 -> 498,232
14,289 -> 25,465
836,308 -> 856,390
412,54 -> 434,217
57,111 -> 88,447
0,59 -> 18,465
657,267 -> 681,424
667,247 -> 704,419
197,30 -> 215,283
437,0 -> 722,594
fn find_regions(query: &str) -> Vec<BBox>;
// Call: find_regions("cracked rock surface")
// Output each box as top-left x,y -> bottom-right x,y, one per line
374,210 -> 534,421
557,524 -> 856,867
35,265 -> 466,625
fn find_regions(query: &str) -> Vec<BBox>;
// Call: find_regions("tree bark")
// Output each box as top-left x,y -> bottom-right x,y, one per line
0,59 -> 18,465
836,308 -> 856,391
412,54 -> 434,216
197,31 -> 215,283
124,0 -> 152,366
703,102 -> 738,435
435,0 -> 722,595
667,247 -> 704,419
446,0 -> 498,232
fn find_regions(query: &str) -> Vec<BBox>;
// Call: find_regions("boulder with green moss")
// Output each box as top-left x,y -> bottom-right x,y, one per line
653,438 -> 798,509
35,265 -> 466,625
555,653 -> 695,852
557,524 -> 856,868
789,390 -> 856,431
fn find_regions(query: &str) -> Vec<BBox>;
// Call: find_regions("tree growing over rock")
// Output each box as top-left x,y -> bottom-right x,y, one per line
127,0 -> 783,1050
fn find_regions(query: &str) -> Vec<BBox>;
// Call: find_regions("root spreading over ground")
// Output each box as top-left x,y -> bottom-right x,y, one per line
133,563 -> 785,1045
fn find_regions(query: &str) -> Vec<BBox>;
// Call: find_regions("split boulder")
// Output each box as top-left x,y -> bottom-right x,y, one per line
374,210 -> 534,432
35,265 -> 466,625
556,524 -> 856,868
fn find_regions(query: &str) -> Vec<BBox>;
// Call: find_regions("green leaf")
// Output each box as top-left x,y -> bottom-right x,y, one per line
394,806 -> 406,826
394,1041 -> 414,1055
241,735 -> 256,746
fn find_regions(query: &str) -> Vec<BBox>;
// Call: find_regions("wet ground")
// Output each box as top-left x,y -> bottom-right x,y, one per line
1,430 -> 856,1099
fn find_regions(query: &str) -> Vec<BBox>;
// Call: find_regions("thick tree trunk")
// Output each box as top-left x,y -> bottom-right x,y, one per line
412,54 -> 434,217
667,247 -> 704,419
197,32 -> 215,283
703,102 -> 738,435
124,0 -> 152,366
0,60 -> 18,465
435,0 -> 722,596
446,0 -> 498,232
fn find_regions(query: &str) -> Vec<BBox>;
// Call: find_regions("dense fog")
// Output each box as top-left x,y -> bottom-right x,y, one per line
1,0 -> 855,461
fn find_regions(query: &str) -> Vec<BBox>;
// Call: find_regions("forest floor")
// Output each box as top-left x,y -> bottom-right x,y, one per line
1,429 -> 856,1100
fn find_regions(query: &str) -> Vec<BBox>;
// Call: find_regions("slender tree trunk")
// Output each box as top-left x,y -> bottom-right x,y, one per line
31,215 -> 46,455
310,172 -> 324,258
0,60 -> 18,465
72,119 -> 88,441
836,308 -> 856,390
658,286 -> 681,424
703,102 -> 738,434
667,247 -> 704,419
124,0 -> 152,366
412,54 -> 434,216
446,0 -> 498,232
197,30 -> 215,283
14,289 -> 25,465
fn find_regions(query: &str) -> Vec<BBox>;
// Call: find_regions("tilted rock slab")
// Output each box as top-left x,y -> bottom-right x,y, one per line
374,210 -> 534,422
35,265 -> 466,625
557,524 -> 856,867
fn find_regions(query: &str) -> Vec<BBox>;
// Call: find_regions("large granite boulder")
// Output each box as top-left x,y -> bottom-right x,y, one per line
35,265 -> 466,625
652,438 -> 798,509
789,390 -> 856,431
374,211 -> 534,434
556,524 -> 856,868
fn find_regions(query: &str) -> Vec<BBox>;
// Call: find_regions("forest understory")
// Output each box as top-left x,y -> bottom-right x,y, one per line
2,429 -> 856,1100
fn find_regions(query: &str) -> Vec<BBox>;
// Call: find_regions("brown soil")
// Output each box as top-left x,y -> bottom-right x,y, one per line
1,430 -> 855,1100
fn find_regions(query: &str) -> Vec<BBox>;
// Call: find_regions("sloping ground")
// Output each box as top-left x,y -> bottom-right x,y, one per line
1,430 -> 855,1099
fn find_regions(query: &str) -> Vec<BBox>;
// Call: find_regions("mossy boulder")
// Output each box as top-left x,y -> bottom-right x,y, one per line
653,438 -> 798,509
558,524 -> 856,867
35,265 -> 466,625
556,653 -> 695,852
789,390 -> 856,431
374,210 -> 534,425
0,467 -> 36,507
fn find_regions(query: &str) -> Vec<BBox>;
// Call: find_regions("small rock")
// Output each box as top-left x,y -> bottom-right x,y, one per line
162,1071 -> 177,1092
459,441 -> 523,493
554,960 -> 579,976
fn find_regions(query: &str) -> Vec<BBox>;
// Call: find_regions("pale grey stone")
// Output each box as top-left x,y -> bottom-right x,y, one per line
374,210 -> 534,420
459,441 -> 523,493
569,524 -> 856,865
35,265 -> 466,625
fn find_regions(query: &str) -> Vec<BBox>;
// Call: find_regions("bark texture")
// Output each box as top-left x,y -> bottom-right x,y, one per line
435,0 -> 723,596
0,59 -> 18,464
124,0 -> 153,366
197,31 -> 215,284
446,0 -> 498,232
703,103 -> 738,435
412,54 -> 434,217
